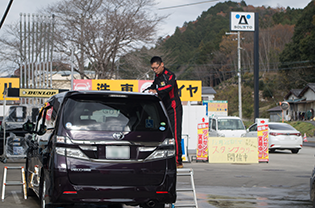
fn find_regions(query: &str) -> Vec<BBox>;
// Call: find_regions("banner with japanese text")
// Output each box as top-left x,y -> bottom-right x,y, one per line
203,100 -> 228,117
196,118 -> 209,161
92,80 -> 139,92
177,80 -> 202,102
74,79 -> 202,102
257,119 -> 269,162
208,137 -> 258,163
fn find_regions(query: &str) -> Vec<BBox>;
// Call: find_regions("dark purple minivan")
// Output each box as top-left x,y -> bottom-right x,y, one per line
23,91 -> 177,208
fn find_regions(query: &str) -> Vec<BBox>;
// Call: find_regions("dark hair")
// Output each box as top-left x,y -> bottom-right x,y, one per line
150,56 -> 163,65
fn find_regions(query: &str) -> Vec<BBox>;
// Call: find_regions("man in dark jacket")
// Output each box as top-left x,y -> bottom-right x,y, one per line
147,56 -> 183,168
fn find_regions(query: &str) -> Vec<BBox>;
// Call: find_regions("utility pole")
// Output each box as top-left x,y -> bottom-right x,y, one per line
226,31 -> 242,119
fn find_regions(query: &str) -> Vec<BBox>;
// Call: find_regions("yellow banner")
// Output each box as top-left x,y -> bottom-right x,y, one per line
208,137 -> 258,163
0,78 -> 19,101
92,80 -> 139,92
88,79 -> 202,101
19,89 -> 59,98
177,80 -> 202,102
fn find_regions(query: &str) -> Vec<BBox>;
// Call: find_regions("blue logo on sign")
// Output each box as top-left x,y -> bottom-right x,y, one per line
235,14 -> 251,25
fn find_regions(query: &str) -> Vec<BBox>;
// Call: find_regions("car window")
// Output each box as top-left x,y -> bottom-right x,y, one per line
62,97 -> 168,132
249,124 -> 257,132
269,123 -> 296,131
211,119 -> 216,130
217,119 -> 245,130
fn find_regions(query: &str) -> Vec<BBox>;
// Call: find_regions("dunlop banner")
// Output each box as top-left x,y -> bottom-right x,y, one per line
19,89 -> 60,98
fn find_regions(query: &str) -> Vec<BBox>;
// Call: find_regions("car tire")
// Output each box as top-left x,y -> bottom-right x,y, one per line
39,171 -> 54,208
291,149 -> 299,154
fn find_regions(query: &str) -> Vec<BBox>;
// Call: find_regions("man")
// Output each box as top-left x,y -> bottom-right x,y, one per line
147,56 -> 183,168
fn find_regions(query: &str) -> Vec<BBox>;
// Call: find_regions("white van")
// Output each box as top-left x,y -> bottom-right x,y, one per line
208,116 -> 246,137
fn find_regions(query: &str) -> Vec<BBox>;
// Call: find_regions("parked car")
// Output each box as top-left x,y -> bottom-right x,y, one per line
208,116 -> 246,137
243,122 -> 302,154
23,91 -> 176,208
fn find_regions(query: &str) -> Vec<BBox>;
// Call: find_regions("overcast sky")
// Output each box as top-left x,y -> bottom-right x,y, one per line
0,0 -> 312,38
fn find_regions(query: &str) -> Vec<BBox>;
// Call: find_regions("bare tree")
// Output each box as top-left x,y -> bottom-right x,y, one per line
44,0 -> 165,79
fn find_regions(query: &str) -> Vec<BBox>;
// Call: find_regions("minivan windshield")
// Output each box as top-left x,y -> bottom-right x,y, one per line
217,119 -> 245,130
62,97 -> 168,132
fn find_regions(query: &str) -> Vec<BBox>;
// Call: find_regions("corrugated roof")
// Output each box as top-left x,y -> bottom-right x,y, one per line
202,87 -> 216,94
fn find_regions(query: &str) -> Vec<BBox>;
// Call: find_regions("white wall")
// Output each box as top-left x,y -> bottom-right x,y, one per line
304,89 -> 315,101
0,105 -> 11,117
182,104 -> 207,151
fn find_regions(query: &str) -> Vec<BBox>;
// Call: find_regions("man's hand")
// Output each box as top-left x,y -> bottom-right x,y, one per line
148,89 -> 157,94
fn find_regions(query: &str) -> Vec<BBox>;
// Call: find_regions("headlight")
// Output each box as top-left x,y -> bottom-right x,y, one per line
56,147 -> 89,160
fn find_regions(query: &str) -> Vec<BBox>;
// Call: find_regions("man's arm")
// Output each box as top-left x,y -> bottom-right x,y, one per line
143,77 -> 158,92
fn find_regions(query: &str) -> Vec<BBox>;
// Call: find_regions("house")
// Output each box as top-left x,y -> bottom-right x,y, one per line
202,87 -> 216,101
267,106 -> 282,122
283,83 -> 315,121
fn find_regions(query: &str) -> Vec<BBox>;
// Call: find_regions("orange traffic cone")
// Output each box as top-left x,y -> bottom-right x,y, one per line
303,133 -> 308,142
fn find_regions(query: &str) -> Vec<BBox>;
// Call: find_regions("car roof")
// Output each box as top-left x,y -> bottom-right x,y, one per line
215,116 -> 242,120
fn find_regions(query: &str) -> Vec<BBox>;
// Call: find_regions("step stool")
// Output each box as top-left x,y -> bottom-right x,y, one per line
1,166 -> 27,201
173,168 -> 198,208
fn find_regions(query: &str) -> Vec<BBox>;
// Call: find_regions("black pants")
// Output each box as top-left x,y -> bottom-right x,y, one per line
167,101 -> 183,165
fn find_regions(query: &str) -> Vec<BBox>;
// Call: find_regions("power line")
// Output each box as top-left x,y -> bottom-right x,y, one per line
158,0 -> 220,10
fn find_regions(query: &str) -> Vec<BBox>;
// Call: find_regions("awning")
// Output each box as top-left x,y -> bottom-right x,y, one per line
285,98 -> 305,103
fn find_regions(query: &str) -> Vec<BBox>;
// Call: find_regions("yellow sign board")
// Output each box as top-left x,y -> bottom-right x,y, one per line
19,89 -> 59,98
92,80 -> 139,92
208,137 -> 258,163
88,79 -> 202,102
0,78 -> 20,101
177,80 -> 201,102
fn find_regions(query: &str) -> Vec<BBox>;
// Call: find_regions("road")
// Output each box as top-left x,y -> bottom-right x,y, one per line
1,146 -> 315,208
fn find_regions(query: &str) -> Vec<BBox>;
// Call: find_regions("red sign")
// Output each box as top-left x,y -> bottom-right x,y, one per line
196,118 -> 209,161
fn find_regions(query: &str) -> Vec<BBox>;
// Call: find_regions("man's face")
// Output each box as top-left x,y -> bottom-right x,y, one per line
151,62 -> 164,75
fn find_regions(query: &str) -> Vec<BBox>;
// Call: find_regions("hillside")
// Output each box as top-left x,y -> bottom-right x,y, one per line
161,0 -> 304,87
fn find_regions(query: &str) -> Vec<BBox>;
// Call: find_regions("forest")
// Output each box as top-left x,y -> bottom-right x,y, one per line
120,0 -> 315,92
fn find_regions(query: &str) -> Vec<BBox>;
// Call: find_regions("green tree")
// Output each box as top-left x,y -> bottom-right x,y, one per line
279,0 -> 315,90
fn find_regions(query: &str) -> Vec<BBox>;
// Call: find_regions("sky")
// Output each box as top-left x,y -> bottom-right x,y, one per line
0,0 -> 312,38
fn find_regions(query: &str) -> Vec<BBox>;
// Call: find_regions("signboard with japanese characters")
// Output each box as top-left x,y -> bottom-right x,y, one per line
177,80 -> 202,102
92,80 -> 139,92
256,118 -> 269,162
208,137 -> 258,163
196,117 -> 209,161
203,100 -> 228,117
74,79 -> 201,102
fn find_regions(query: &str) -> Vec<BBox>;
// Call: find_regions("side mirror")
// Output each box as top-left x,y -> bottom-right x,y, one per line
23,120 -> 35,133
38,124 -> 47,136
